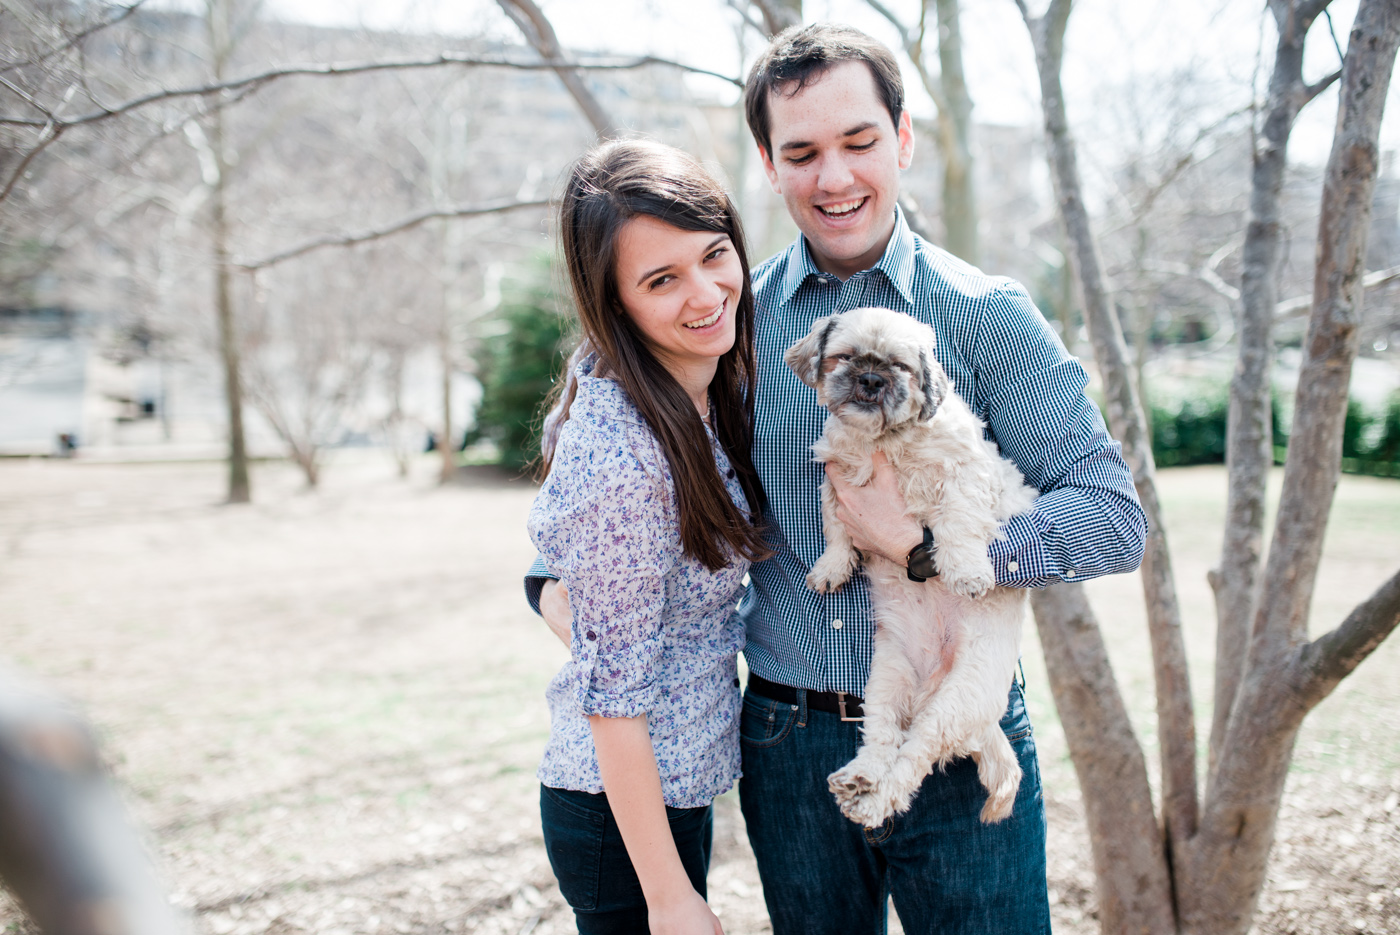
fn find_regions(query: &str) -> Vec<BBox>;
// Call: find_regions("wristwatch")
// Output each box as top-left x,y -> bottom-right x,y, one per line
906,527 -> 938,582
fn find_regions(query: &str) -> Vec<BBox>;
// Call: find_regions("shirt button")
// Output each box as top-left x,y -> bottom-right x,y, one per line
1007,561 -> 1019,573
831,619 -> 843,630
1065,569 -> 1076,578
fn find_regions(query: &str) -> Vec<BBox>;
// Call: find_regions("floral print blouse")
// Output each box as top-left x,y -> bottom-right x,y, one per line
528,367 -> 751,809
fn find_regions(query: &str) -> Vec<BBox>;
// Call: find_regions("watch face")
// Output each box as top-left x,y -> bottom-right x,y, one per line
907,548 -> 939,580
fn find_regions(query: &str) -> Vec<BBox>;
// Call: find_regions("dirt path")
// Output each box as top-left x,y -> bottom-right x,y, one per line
0,456 -> 1395,934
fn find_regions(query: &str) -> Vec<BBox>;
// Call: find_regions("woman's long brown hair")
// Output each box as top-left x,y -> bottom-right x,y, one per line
541,140 -> 770,571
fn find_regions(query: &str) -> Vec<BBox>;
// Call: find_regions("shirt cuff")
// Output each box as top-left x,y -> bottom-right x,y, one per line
524,553 -> 556,616
990,511 -> 1054,588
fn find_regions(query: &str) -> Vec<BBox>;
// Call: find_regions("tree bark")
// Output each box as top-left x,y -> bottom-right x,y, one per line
1030,585 -> 1175,935
1210,0 -> 1334,776
1018,0 -> 1199,856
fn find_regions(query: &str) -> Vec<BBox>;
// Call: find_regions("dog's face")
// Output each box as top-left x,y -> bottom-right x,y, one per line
784,307 -> 950,437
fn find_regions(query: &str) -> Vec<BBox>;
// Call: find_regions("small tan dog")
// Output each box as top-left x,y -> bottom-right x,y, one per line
784,306 -> 1038,826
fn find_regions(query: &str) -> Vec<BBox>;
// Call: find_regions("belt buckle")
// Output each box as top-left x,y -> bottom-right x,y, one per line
836,692 -> 864,722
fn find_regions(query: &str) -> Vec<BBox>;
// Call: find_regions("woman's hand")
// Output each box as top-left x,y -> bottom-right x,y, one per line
539,579 -> 572,647
648,887 -> 725,935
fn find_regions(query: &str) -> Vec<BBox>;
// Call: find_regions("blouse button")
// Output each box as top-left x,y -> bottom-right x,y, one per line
727,468 -> 735,479
586,630 -> 597,641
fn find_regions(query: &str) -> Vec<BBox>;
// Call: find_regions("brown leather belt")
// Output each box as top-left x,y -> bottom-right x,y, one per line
747,673 -> 865,721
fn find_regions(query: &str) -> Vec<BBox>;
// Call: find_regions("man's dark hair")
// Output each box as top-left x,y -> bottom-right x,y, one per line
744,23 -> 905,159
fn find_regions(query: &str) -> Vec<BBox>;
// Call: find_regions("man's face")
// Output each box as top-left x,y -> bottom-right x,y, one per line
759,60 -> 914,281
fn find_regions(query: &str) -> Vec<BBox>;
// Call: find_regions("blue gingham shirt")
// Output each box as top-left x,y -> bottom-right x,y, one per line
528,208 -> 1146,695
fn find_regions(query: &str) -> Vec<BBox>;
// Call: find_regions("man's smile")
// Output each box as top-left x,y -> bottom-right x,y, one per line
817,197 -> 868,219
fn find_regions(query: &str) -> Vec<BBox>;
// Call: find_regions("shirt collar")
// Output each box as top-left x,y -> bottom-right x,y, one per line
773,205 -> 919,310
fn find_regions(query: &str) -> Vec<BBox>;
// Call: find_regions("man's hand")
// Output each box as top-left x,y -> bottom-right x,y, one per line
539,579 -> 572,647
827,452 -> 923,565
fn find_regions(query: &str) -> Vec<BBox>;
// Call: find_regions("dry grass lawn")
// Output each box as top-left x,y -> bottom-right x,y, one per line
0,454 -> 1396,934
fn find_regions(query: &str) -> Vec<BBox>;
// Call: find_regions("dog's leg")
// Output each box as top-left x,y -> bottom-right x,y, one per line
882,596 -> 1024,818
827,620 -> 920,828
806,474 -> 861,594
972,722 -> 1022,823
926,473 -> 1002,599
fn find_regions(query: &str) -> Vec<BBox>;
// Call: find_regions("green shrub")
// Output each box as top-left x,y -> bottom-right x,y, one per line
471,258 -> 573,473
1150,382 -> 1400,478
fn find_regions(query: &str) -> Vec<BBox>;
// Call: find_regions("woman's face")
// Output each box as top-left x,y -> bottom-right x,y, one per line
612,215 -> 742,383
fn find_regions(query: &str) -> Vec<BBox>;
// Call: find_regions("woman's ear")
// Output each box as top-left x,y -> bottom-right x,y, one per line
783,316 -> 835,388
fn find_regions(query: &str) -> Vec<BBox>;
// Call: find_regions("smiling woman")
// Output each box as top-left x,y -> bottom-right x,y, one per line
527,138 -> 771,935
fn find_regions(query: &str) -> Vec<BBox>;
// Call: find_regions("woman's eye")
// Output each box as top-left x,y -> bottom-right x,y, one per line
705,246 -> 730,262
648,274 -> 675,289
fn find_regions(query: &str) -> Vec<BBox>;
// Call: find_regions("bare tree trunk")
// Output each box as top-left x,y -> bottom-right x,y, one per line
1017,0 -> 1199,861
751,0 -> 802,35
1030,585 -> 1174,935
1184,8 -> 1400,931
439,315 -> 455,485
0,669 -> 181,935
932,0 -> 977,264
208,0 -> 250,504
1208,0 -> 1337,774
866,0 -> 977,261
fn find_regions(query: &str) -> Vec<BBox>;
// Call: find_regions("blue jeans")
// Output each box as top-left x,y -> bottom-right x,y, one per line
539,785 -> 713,934
739,679 -> 1052,935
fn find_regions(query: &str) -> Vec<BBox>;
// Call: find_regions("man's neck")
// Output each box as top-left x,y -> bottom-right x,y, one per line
807,216 -> 898,282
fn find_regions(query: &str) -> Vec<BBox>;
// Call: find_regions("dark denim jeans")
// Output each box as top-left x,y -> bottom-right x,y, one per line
739,679 -> 1052,935
539,784 -> 713,934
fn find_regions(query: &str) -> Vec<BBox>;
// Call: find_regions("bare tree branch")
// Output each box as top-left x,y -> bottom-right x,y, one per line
1293,568 -> 1400,712
0,1 -> 147,76
0,52 -> 742,129
725,0 -> 769,36
1274,264 -> 1400,317
233,198 -> 551,270
0,122 -> 62,203
495,0 -> 620,139
1301,67 -> 1343,106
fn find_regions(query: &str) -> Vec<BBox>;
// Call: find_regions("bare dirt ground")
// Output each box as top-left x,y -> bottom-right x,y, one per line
0,455 -> 1396,935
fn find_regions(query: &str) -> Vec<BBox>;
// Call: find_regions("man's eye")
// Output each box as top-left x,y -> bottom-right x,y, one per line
850,140 -> 877,152
787,152 -> 815,165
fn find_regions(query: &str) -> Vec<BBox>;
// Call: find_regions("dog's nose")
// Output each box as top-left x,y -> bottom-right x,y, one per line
857,372 -> 886,395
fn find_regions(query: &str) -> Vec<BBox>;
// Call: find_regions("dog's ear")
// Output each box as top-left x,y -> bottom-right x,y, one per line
783,316 -> 837,388
917,347 -> 949,421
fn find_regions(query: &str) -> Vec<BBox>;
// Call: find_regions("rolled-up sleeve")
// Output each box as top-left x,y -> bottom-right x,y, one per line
528,421 -> 678,718
971,282 -> 1148,587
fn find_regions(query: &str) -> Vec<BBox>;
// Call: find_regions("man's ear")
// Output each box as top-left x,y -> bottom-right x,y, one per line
897,110 -> 915,171
783,316 -> 834,388
758,143 -> 782,195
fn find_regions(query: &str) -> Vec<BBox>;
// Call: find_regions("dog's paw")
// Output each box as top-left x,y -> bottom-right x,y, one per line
827,764 -> 877,802
807,556 -> 853,594
943,567 -> 995,600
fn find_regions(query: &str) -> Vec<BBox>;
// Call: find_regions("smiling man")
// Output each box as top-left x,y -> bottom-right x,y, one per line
726,23 -> 1146,935
528,22 -> 1147,935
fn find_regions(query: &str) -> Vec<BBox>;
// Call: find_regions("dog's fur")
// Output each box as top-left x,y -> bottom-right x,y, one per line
784,307 -> 1039,826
